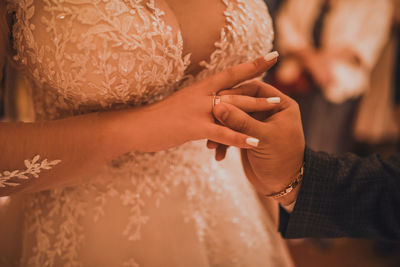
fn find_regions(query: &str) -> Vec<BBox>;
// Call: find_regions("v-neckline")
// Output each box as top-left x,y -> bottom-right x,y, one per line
151,0 -> 234,79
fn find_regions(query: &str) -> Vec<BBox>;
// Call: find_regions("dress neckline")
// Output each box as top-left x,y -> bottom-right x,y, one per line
147,0 -> 237,79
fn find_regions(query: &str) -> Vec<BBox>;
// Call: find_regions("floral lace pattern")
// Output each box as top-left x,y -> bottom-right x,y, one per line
6,0 -> 288,266
0,155 -> 61,188
10,0 -> 191,120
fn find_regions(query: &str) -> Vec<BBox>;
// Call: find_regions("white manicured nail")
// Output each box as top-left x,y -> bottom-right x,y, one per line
267,97 -> 281,104
264,51 -> 279,62
246,137 -> 260,147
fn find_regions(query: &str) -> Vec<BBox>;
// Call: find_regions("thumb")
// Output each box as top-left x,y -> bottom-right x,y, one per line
213,102 -> 267,139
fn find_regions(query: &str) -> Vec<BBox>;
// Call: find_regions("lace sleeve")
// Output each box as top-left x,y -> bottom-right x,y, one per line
0,155 -> 60,188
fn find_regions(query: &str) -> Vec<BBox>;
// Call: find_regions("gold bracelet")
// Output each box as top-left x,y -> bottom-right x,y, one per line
265,164 -> 304,199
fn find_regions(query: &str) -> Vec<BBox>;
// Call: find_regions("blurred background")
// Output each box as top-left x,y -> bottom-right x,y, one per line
264,0 -> 400,266
1,0 -> 400,266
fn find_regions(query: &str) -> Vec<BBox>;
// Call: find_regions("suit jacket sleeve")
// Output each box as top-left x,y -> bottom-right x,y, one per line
279,147 -> 400,241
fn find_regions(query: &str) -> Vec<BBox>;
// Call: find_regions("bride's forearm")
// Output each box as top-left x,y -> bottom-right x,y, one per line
0,107 -> 152,196
0,55 -> 278,196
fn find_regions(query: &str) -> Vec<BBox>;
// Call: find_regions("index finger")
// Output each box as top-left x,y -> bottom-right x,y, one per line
203,51 -> 279,93
219,80 -> 286,99
218,80 -> 293,109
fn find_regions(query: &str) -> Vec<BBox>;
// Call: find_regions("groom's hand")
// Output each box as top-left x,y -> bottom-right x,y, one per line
211,81 -> 305,205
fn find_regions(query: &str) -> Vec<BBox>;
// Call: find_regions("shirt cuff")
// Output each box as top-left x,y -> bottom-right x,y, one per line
281,200 -> 296,213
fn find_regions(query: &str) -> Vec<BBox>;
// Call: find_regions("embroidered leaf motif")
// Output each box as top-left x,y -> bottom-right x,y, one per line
76,7 -> 102,25
0,155 -> 61,188
86,24 -> 115,35
26,6 -> 35,20
64,0 -> 93,4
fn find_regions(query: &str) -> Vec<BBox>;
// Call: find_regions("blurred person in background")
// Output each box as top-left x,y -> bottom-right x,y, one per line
353,0 -> 400,155
273,0 -> 392,154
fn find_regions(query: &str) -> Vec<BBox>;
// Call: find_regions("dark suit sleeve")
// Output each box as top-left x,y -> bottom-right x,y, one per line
279,147 -> 400,241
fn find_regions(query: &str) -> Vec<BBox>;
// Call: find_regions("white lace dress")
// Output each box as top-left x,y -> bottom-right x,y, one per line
5,0 -> 293,266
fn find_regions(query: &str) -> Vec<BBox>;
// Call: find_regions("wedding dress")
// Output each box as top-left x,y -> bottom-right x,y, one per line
4,0 -> 293,266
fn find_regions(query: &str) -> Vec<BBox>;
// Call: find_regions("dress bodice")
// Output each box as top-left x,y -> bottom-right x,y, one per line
9,0 -> 273,120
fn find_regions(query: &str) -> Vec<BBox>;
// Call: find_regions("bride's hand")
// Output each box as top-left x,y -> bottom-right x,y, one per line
127,53 -> 278,152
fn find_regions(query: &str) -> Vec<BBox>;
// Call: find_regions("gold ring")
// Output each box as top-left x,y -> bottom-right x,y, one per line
212,94 -> 221,107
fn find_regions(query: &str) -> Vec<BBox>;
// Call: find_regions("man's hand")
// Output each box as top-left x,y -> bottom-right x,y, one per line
210,81 -> 305,205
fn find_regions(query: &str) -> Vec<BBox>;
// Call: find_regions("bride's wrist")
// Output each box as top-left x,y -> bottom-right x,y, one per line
99,106 -> 154,157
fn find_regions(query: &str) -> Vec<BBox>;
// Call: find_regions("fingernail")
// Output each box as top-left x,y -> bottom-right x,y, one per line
264,51 -> 279,62
267,97 -> 281,104
246,137 -> 260,147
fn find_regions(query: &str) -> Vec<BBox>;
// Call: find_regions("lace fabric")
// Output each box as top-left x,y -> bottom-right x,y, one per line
0,155 -> 60,188
5,0 -> 292,266
10,0 -> 191,120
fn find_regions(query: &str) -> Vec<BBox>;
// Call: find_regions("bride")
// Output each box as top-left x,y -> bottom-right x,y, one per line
0,0 -> 293,266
